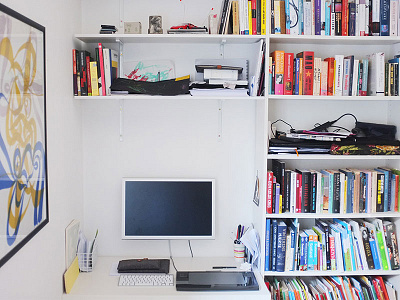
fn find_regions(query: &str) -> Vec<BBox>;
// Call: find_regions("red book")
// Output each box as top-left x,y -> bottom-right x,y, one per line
296,51 -> 314,95
296,173 -> 302,213
251,0 -> 257,35
284,53 -> 294,95
376,276 -> 390,300
98,43 -> 106,96
86,54 -> 92,96
72,49 -> 78,96
394,174 -> 399,211
324,57 -> 335,96
342,0 -> 349,36
266,171 -> 274,214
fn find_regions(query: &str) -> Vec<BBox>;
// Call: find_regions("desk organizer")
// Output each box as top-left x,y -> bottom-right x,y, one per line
77,242 -> 97,272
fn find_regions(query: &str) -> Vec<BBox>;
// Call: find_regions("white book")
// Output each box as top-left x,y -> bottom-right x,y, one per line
355,0 -> 360,36
315,170 -> 323,214
102,48 -> 112,96
342,58 -> 351,96
251,40 -> 265,96
372,0 -> 380,35
329,224 -> 344,271
390,0 -> 398,36
320,60 -> 328,95
352,59 -> 359,96
330,7 -> 335,36
313,57 -> 321,95
358,1 -> 366,35
304,0 -> 313,35
365,0 -> 370,35
367,52 -> 385,96
321,0 -> 326,35
349,220 -> 368,271
311,0 -> 315,35
290,171 -> 297,213
290,0 -> 300,35
339,172 -> 346,214
334,54 -> 344,96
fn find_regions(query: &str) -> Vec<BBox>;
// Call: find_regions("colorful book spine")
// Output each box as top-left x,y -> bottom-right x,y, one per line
272,50 -> 285,95
271,219 -> 278,271
98,43 -> 106,96
284,53 -> 294,95
294,58 -> 301,95
296,51 -> 314,95
276,221 -> 288,272
265,219 -> 271,271
315,0 -> 322,35
267,171 -> 274,214
380,0 -> 390,36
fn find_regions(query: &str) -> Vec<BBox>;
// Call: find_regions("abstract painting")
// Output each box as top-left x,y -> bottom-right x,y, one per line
0,4 -> 48,268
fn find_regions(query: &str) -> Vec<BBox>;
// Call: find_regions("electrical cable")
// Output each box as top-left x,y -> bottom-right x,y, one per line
188,240 -> 193,257
168,240 -> 178,272
270,119 -> 294,138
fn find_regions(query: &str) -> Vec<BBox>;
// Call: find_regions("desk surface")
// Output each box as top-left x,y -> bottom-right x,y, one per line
63,256 -> 270,300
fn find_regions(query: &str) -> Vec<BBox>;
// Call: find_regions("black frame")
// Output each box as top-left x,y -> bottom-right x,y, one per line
0,3 -> 48,268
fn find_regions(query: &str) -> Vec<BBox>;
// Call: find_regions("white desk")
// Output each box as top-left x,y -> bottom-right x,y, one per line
63,256 -> 270,300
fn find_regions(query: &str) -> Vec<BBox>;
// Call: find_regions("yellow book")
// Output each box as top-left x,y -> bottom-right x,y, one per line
89,61 -> 99,96
261,0 -> 266,35
64,256 -> 79,294
248,0 -> 252,35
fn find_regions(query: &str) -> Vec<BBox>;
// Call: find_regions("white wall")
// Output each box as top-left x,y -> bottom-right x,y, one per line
0,1 -> 83,299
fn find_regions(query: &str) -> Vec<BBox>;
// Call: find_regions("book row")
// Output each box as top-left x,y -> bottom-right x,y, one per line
271,0 -> 399,36
270,50 -> 399,96
265,218 -> 400,273
218,0 -> 267,35
268,160 -> 400,214
72,43 -> 119,97
265,276 -> 396,300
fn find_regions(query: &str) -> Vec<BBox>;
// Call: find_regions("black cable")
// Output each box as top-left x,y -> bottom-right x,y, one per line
188,240 -> 193,257
270,119 -> 294,138
168,240 -> 178,272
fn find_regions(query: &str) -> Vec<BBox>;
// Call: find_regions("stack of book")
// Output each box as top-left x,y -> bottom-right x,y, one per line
99,24 -> 117,34
270,50 -> 400,97
271,0 -> 399,36
265,218 -> 400,272
266,276 -> 396,300
72,43 -> 119,97
267,160 -> 400,214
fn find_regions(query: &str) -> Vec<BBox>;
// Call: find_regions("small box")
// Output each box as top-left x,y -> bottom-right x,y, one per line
124,22 -> 142,34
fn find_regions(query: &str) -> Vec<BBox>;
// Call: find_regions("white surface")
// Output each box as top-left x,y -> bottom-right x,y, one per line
63,257 -> 269,300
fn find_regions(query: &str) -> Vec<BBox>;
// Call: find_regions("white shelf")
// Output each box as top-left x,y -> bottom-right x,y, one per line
263,270 -> 400,277
266,154 -> 400,160
74,95 -> 262,101
268,95 -> 400,101
75,33 -> 265,45
265,212 -> 400,219
269,34 -> 400,45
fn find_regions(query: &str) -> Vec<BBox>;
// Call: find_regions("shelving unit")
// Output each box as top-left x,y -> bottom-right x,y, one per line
74,1 -> 400,296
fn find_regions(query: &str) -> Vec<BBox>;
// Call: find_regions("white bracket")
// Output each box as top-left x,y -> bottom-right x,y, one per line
119,99 -> 124,142
219,39 -> 226,58
218,99 -> 223,141
119,0 -> 124,30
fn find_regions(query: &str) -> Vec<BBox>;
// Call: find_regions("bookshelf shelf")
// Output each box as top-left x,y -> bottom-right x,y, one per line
269,35 -> 400,45
74,95 -> 262,101
268,95 -> 400,101
266,154 -> 400,160
263,270 -> 400,277
265,212 -> 400,219
75,33 -> 265,45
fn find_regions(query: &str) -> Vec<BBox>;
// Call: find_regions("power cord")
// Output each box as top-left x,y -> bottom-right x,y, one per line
310,113 -> 358,132
168,240 -> 178,272
188,240 -> 193,257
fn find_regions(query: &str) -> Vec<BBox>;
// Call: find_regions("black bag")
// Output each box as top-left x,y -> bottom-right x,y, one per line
110,77 -> 190,96
117,258 -> 170,273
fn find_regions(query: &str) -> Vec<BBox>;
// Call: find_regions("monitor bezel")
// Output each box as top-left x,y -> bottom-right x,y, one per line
122,178 -> 216,240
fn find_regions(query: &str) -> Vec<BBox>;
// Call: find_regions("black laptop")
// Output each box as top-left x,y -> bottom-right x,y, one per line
175,271 -> 259,291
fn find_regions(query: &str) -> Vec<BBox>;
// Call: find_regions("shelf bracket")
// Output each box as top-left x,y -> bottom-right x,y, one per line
219,40 -> 226,58
119,0 -> 124,30
119,99 -> 124,142
218,99 -> 223,141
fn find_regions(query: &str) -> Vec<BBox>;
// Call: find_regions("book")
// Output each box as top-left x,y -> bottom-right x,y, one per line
97,43 -> 106,96
360,225 -> 376,269
265,218 -> 271,271
296,51 -> 314,95
79,51 -> 88,96
85,54 -> 92,96
219,0 -> 232,34
232,1 -> 240,34
271,219 -> 279,271
72,49 -> 79,96
251,0 -> 258,34
271,50 -> 285,95
303,0 -> 312,35
383,220 -> 400,270
334,54 -> 344,96
324,57 -> 335,95
267,171 -> 274,213
295,169 -> 311,213
313,57 -> 321,95
103,48 -> 112,96
89,61 -> 99,96
284,53 -> 294,95
380,0 -> 390,36
367,52 -> 385,95
320,60 -> 328,95
276,221 -> 288,272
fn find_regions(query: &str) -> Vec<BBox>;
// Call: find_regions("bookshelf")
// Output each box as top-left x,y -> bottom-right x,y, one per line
74,0 -> 400,297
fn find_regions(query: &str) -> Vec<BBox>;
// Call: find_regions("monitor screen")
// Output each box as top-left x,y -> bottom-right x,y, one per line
122,178 -> 215,239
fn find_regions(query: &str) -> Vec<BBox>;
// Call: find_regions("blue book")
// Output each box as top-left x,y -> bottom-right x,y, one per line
375,167 -> 392,211
275,183 -> 281,213
325,0 -> 330,35
285,0 -> 291,34
299,231 -> 308,271
304,229 -> 316,270
265,219 -> 271,271
289,219 -> 299,271
348,2 -> 356,36
271,219 -> 278,271
294,58 -> 301,95
276,221 -> 287,272
380,0 -> 390,36
334,218 -> 356,271
298,0 -> 304,35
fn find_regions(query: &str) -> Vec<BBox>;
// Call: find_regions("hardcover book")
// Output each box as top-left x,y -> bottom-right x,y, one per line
271,50 -> 285,95
296,51 -> 314,95
284,53 -> 294,95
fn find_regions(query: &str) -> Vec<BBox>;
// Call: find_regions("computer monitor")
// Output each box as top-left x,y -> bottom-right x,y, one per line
122,178 -> 215,240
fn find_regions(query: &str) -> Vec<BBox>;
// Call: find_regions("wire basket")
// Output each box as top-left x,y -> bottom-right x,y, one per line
77,242 -> 97,272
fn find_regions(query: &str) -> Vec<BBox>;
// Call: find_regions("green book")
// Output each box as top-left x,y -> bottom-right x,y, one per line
376,229 -> 389,270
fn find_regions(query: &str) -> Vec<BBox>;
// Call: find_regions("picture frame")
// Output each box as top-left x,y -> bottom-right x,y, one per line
0,4 -> 48,268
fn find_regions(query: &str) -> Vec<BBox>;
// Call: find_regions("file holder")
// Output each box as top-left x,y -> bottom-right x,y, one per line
77,242 -> 97,272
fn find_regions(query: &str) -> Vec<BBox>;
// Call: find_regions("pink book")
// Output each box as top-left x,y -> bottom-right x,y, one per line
98,43 -> 106,96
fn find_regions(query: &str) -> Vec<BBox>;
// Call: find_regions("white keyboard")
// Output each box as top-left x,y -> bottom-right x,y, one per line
118,273 -> 174,286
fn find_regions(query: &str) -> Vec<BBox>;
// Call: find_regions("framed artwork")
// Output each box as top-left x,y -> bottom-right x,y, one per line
0,4 -> 48,268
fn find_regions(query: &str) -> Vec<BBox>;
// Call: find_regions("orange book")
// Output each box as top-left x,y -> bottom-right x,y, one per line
271,50 -> 285,95
324,57 -> 335,96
